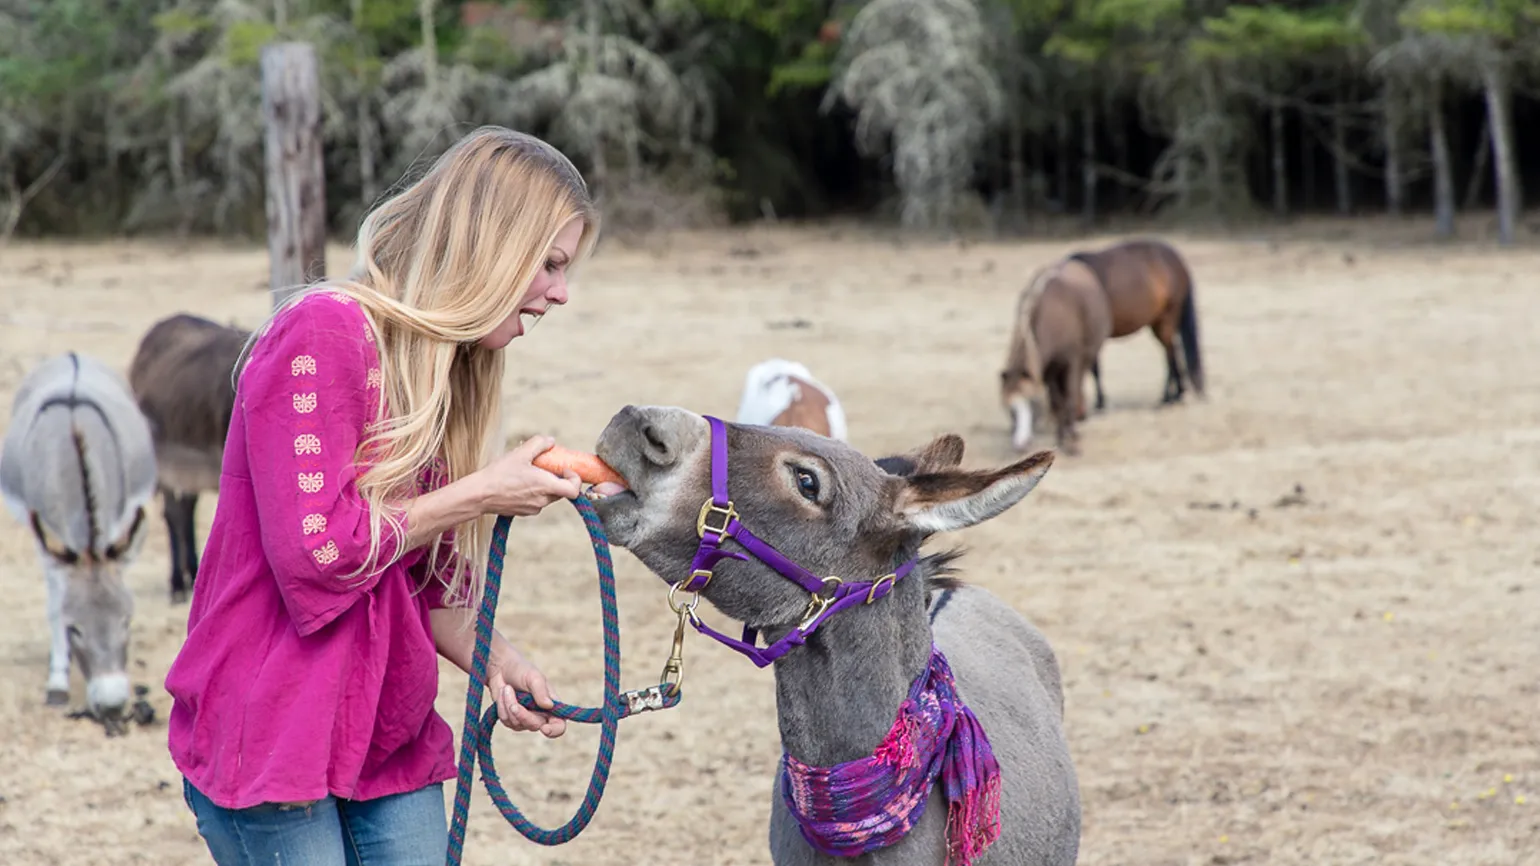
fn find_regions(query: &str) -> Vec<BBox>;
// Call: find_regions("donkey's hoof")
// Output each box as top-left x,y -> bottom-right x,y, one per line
46,689 -> 69,706
170,588 -> 190,605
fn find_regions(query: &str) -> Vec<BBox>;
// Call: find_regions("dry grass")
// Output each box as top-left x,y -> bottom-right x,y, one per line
0,218 -> 1536,865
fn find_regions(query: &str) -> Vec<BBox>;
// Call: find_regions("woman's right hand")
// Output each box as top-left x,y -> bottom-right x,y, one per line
475,435 -> 583,517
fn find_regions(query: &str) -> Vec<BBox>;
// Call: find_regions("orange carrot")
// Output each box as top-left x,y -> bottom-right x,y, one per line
533,444 -> 626,487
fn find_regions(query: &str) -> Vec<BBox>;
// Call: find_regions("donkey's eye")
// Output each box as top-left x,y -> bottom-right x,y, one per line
793,468 -> 820,502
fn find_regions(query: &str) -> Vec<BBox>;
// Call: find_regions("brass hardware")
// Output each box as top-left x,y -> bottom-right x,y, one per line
695,499 -> 738,538
866,574 -> 897,604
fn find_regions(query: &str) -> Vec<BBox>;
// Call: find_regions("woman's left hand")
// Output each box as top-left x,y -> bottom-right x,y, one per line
489,650 -> 567,739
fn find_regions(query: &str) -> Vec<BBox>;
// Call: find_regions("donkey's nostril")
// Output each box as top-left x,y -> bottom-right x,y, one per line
642,424 -> 669,457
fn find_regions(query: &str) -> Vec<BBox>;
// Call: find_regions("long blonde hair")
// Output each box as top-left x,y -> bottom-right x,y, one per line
246,126 -> 600,608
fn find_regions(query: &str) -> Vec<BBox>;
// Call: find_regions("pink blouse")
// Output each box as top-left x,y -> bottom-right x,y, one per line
165,291 -> 470,809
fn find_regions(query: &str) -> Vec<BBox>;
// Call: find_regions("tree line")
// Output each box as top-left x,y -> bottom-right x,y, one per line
1,0 -> 1535,242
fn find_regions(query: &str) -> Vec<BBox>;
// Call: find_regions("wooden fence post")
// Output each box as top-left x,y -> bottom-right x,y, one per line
261,42 -> 327,310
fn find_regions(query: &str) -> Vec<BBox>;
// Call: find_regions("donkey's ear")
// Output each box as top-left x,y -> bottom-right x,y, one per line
895,450 -> 1053,535
874,434 -> 966,478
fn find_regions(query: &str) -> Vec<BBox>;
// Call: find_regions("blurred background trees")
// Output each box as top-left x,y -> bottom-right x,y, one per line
1,0 -> 1536,240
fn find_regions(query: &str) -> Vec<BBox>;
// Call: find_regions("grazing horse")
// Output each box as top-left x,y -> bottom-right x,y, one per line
1,352 -> 158,725
589,407 -> 1080,866
999,259 -> 1112,455
1067,237 -> 1204,405
735,358 -> 848,441
128,313 -> 249,603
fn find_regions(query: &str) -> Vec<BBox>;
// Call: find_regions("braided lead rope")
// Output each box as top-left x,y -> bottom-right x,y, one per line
446,495 -> 684,862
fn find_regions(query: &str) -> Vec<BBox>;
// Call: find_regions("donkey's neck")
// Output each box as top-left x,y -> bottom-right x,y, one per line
767,568 -> 933,768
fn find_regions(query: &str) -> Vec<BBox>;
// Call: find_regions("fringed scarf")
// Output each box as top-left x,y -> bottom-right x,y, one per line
779,645 -> 1003,865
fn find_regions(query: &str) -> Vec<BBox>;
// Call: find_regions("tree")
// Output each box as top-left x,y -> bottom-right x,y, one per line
1191,4 -> 1363,218
1400,0 -> 1537,245
823,0 -> 1004,230
1044,0 -> 1185,222
503,0 -> 714,202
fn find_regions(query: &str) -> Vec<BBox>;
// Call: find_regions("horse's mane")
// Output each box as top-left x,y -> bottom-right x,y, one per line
1005,263 -> 1056,380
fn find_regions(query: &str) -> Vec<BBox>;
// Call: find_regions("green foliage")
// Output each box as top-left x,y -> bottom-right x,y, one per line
995,0 -> 1069,32
152,9 -> 213,38
1191,4 -> 1364,61
1399,0 -> 1536,40
691,0 -> 826,37
454,23 -> 529,74
767,39 -> 833,96
0,0 -> 138,100
0,0 -> 1528,236
1044,0 -> 1188,67
1074,0 -> 1187,33
224,21 -> 281,66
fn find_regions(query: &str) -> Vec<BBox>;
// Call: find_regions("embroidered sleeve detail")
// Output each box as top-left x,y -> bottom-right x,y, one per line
312,540 -> 341,565
239,293 -> 408,636
294,434 -> 322,455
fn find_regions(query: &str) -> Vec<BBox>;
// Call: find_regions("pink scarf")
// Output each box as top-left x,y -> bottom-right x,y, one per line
779,646 -> 1002,864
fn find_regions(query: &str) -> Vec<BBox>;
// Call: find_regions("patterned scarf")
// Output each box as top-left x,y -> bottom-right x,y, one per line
779,645 -> 1003,865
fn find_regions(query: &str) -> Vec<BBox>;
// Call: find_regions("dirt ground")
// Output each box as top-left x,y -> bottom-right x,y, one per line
0,218 -> 1535,866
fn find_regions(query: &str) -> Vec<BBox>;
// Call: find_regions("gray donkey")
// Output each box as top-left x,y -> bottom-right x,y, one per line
589,406 -> 1081,865
1,352 -> 158,725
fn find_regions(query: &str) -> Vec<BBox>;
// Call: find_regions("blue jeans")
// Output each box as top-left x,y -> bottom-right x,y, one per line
183,778 -> 448,865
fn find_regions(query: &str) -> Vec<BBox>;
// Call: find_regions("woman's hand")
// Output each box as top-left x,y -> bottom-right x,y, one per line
474,435 -> 583,517
487,648 -> 567,739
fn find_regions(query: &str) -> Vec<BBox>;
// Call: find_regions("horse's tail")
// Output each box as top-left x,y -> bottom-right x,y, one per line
1177,278 -> 1205,396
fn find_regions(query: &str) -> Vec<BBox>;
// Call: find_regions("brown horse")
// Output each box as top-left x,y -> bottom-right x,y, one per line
998,258 -> 1112,456
128,314 -> 250,603
1067,238 -> 1204,406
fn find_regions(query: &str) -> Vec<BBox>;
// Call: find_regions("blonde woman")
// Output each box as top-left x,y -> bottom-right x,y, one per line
164,127 -> 599,865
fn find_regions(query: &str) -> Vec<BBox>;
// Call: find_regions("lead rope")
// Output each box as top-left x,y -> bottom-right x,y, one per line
446,494 -> 687,862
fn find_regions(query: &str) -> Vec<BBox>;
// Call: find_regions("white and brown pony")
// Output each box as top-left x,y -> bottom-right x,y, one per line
735,359 -> 848,441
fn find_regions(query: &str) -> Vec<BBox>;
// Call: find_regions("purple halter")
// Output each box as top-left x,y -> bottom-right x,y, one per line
668,416 -> 918,668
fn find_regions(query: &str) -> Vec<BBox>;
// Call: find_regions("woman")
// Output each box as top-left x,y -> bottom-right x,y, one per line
164,126 -> 600,865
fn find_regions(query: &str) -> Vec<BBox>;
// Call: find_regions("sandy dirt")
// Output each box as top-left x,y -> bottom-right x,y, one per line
0,219 -> 1535,865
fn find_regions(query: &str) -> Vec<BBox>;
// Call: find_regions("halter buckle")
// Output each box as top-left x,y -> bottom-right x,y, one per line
683,568 -> 714,592
696,499 -> 738,538
866,574 -> 897,604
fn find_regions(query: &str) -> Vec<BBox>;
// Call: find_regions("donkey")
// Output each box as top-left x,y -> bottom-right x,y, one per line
736,358 -> 849,441
999,258 -> 1112,456
588,406 -> 1080,866
1066,237 -> 1204,406
1,352 -> 158,725
127,313 -> 249,603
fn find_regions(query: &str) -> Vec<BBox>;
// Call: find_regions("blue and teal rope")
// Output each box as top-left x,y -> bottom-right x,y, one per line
446,494 -> 683,863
